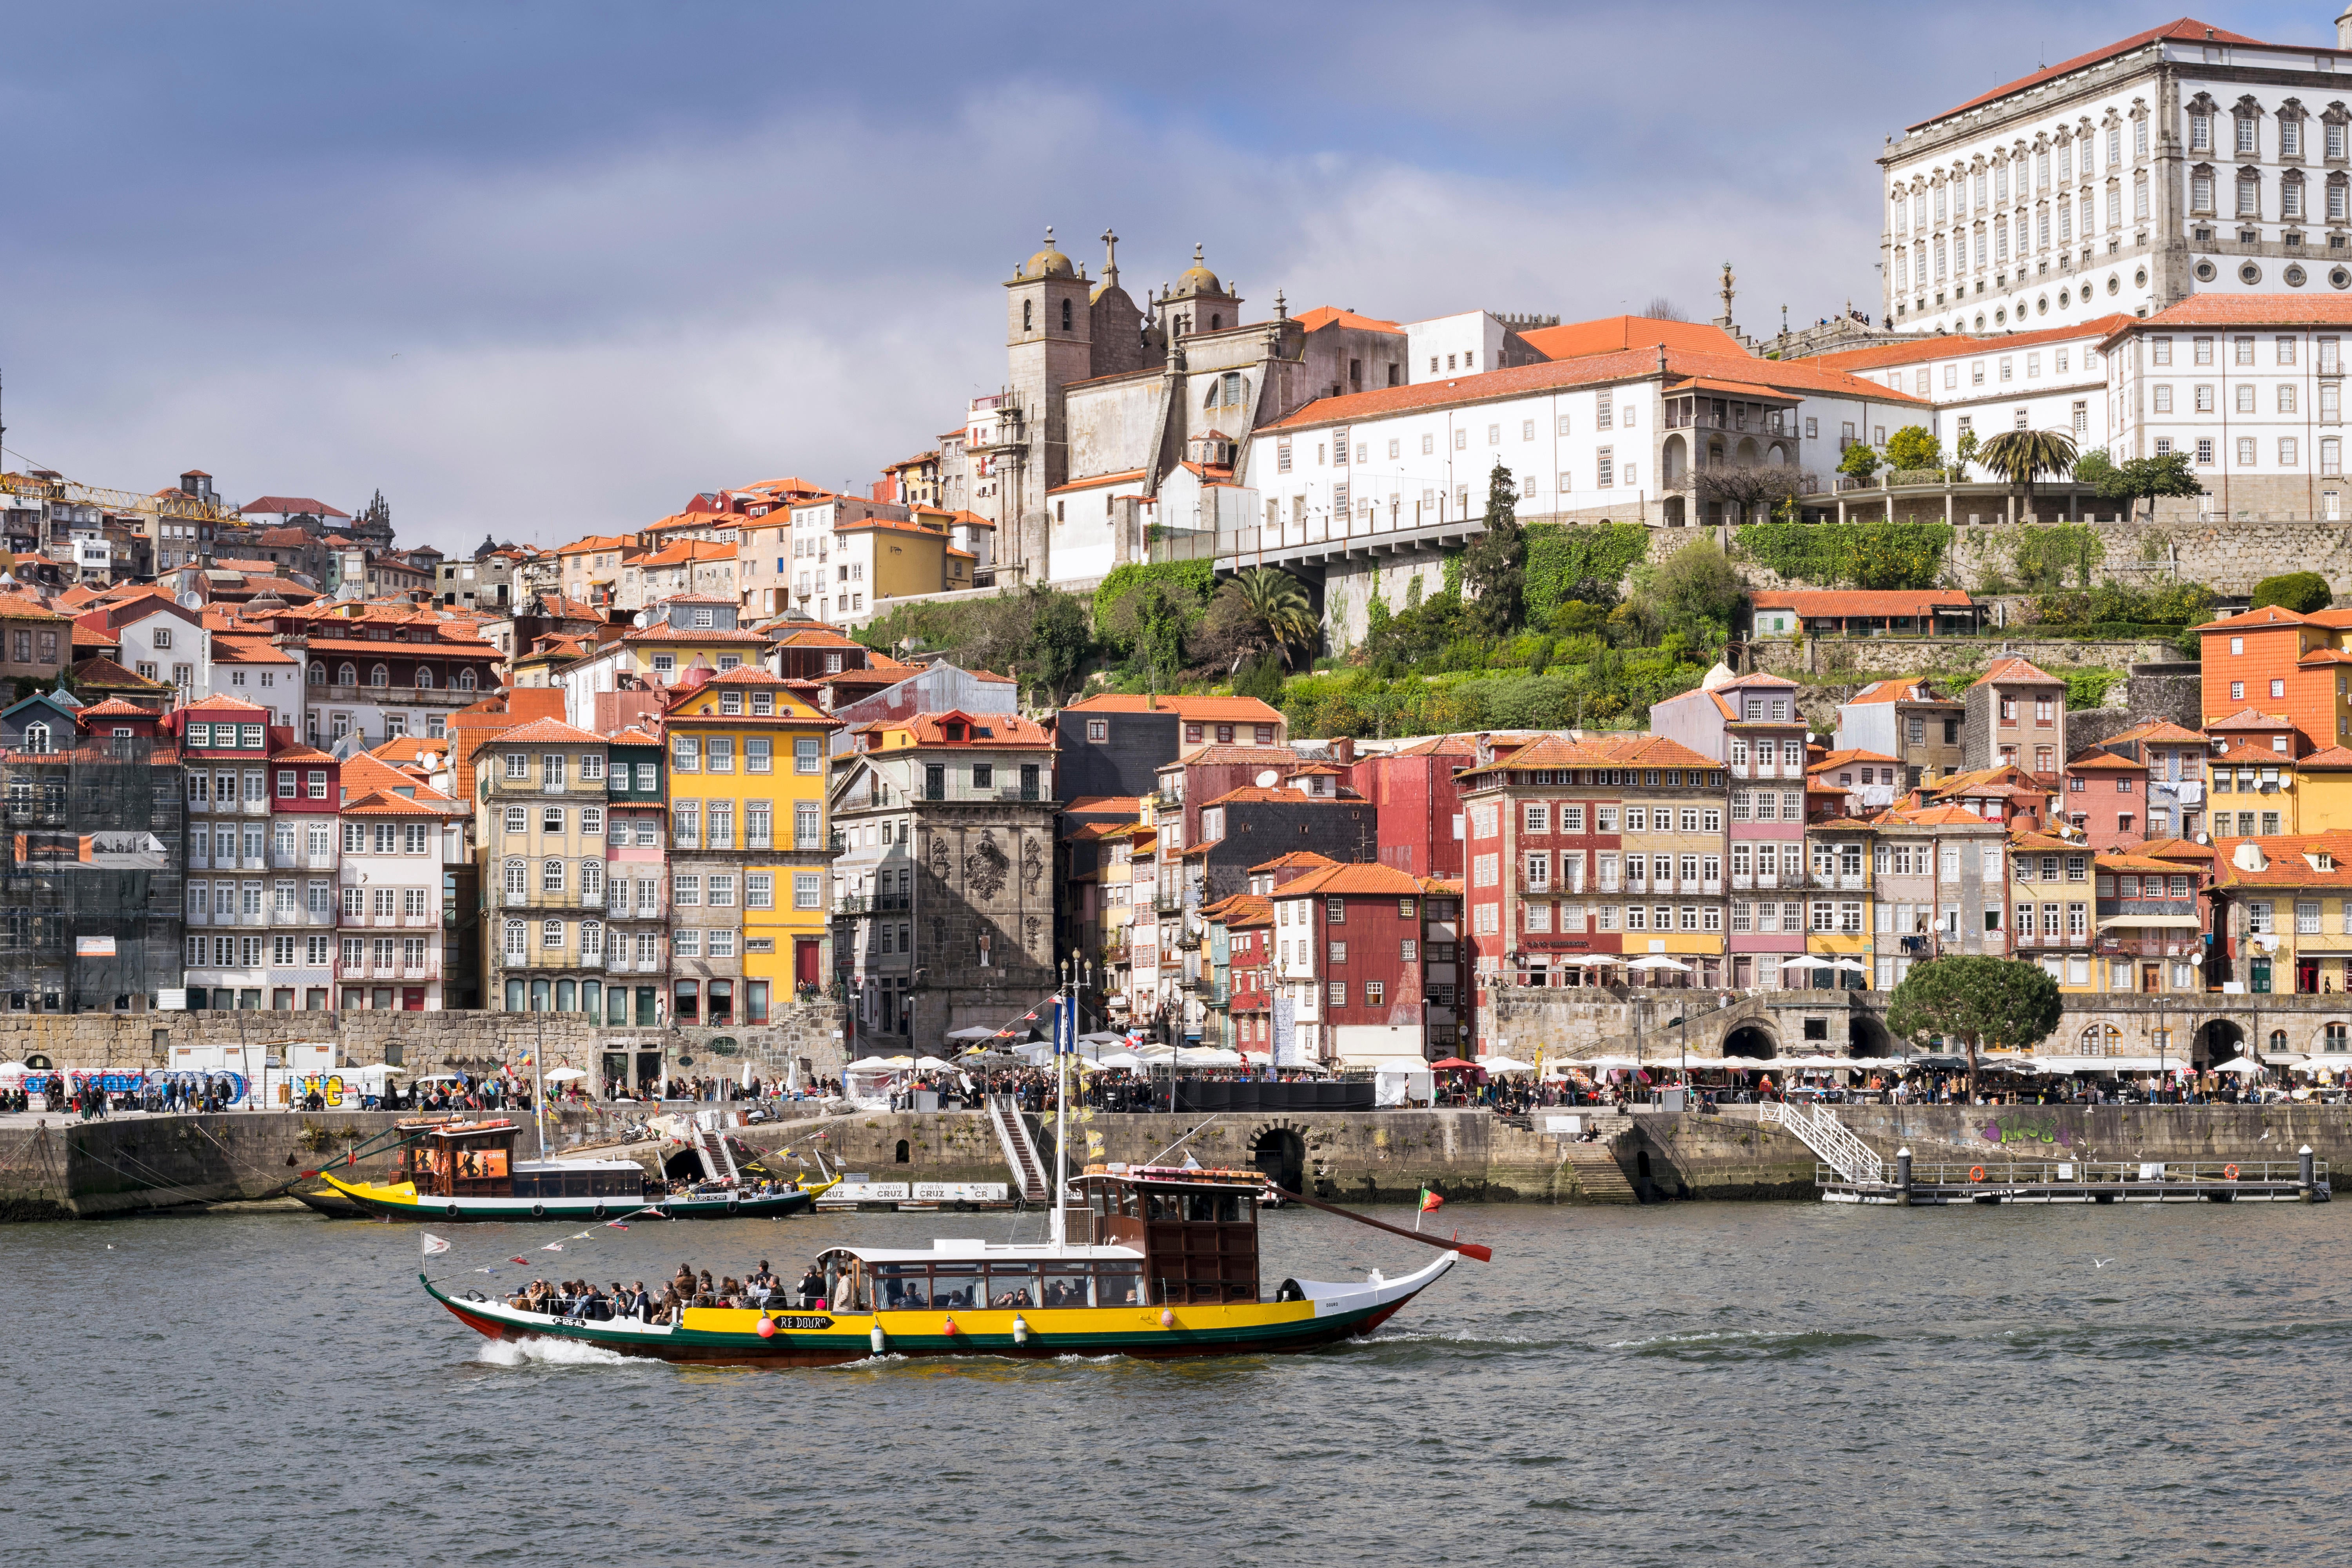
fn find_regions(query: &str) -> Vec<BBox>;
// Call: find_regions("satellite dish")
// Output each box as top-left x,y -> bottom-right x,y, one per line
2195,833 -> 2210,844
1255,769 -> 1278,788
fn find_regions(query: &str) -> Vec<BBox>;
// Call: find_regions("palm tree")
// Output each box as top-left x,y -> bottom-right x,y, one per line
1976,428 -> 2080,518
1235,567 -> 1318,668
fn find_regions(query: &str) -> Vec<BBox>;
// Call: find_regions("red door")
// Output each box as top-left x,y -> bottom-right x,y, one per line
795,939 -> 820,989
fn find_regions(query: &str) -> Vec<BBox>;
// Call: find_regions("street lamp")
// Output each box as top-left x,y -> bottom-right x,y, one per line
1666,1015 -> 1687,1107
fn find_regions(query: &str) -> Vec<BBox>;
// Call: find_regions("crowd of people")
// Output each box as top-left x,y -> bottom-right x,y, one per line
1438,1065 -> 2321,1113
507,1259 -> 830,1324
604,1076 -> 801,1105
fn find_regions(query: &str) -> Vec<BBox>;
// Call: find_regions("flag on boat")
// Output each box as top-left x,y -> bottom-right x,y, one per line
421,1232 -> 451,1256
509,1256 -> 528,1265
605,1220 -> 629,1230
1419,1189 -> 1445,1213
542,1241 -> 564,1251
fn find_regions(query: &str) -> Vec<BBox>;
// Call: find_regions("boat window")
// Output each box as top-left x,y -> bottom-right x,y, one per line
930,1263 -> 984,1310
1184,1192 -> 1220,1222
1095,1263 -> 1144,1307
1041,1266 -> 1092,1308
987,1263 -> 1038,1308
874,1264 -> 930,1310
1145,1191 -> 1182,1221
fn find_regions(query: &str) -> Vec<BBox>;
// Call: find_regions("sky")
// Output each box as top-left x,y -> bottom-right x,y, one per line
0,2 -> 2333,554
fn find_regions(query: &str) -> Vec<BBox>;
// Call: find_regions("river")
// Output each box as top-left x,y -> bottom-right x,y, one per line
9,1199 -> 2348,1565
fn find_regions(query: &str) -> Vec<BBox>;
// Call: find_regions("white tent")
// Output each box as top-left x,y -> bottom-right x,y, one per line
2211,1056 -> 2265,1074
1476,1055 -> 1536,1073
1176,1047 -> 1244,1067
543,1066 -> 586,1082
1625,955 -> 1690,972
1778,955 -> 1831,970
1096,1052 -> 1146,1070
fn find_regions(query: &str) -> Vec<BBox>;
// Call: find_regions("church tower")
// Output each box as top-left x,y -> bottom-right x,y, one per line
1002,227 -> 1093,584
1086,228 -> 1152,379
1154,243 -> 1241,341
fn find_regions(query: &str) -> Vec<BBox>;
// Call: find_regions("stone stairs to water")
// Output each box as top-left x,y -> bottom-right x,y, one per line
1561,1140 -> 1640,1203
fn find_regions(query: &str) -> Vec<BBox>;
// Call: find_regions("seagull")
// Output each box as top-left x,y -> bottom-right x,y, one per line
2093,1258 -> 2114,1269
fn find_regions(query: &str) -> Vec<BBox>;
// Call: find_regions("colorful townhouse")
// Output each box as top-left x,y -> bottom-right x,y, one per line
1963,655 -> 2067,779
601,725 -> 668,1034
659,666 -> 839,1029
1268,860 -> 1438,1069
337,782 -> 448,1011
1865,802 -> 2009,991
1653,669 -> 1806,989
479,718 -> 615,1015
2209,831 -> 2352,1000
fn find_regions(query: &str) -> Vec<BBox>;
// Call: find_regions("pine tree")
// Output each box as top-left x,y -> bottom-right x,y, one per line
1459,460 -> 1523,637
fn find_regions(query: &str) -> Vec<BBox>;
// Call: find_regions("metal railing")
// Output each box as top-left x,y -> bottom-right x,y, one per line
1762,1101 -> 1883,1185
835,893 -> 910,914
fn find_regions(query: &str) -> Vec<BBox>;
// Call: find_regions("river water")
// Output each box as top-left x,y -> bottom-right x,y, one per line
8,1199 -> 2349,1565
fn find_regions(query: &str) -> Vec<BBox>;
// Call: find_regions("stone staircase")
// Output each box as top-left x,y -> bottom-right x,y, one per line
1561,1141 -> 1640,1204
985,1094 -> 1049,1201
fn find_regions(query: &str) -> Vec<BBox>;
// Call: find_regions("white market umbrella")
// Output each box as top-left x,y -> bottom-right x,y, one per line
1830,959 -> 1871,974
1096,1053 -> 1145,1070
1625,955 -> 1690,972
1477,1055 -> 1536,1073
543,1067 -> 587,1082
913,1055 -> 964,1071
2210,1056 -> 2264,1074
1178,1047 -> 1244,1067
944,1025 -> 1004,1042
1079,1031 -> 1125,1045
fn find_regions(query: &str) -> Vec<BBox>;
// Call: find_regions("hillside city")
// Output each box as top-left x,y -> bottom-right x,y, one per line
9,15 -> 2352,1085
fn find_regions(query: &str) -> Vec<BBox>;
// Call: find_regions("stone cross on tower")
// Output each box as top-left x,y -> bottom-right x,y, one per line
1715,260 -> 1737,329
1100,228 -> 1120,289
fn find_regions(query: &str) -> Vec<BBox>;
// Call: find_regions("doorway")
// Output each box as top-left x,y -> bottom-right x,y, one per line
1252,1128 -> 1304,1193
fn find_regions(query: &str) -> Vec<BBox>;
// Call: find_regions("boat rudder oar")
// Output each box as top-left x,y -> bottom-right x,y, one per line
1266,1183 -> 1493,1262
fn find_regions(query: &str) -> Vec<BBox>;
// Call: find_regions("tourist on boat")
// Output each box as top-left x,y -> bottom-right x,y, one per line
796,1263 -> 824,1307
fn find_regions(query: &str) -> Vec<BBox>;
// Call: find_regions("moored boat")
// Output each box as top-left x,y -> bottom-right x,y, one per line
326,1117 -> 833,1222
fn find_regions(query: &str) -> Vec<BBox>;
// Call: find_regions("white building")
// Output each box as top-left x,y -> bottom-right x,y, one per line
1885,15 -> 2352,338
336,786 -> 450,1011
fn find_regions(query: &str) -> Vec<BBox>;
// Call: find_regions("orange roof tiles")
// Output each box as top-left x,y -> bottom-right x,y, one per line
1808,747 -> 1902,774
2099,719 -> 2208,745
1913,18 -> 2264,128
1290,305 -> 1403,335
1844,679 -> 1954,707
75,697 -> 152,719
1520,316 -> 1745,361
1264,342 -> 1921,433
1061,693 -> 1283,723
1269,861 -> 1427,897
2206,706 -> 2294,731
1809,315 -> 2135,372
2066,749 -> 2146,772
492,718 -> 608,746
2110,292 -> 2352,339
1047,470 -> 1147,495
1971,655 -> 2063,688
1753,590 -> 1975,616
2210,831 -> 2352,889
2194,604 -> 2313,632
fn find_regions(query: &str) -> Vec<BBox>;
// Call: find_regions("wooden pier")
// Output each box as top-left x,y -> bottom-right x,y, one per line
1821,1154 -> 2332,1206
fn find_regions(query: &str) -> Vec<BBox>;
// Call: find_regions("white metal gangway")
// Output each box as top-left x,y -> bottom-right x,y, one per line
1762,1100 -> 1884,1185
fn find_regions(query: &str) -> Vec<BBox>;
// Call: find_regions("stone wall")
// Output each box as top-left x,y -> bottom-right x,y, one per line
0,1003 -> 852,1086
1749,635 -> 2168,683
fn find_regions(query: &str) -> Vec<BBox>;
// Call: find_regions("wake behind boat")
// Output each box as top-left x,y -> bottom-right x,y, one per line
326,1117 -> 833,1222
424,1162 -> 1469,1364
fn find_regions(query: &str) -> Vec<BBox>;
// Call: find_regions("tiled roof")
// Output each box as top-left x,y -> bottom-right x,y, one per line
1061,693 -> 1283,723
2205,706 -> 2294,731
620,626 -> 771,644
1885,804 -> 2001,827
2295,745 -> 2352,768
1264,342 -> 1922,433
2210,831 -> 2352,889
2096,852 -> 2188,874
1752,590 -> 1975,615
2112,292 -> 2352,338
1065,795 -> 1144,814
180,694 -> 269,714
1047,469 -> 1148,495
70,656 -> 164,690
1807,747 -> 1901,775
0,593 -> 67,622
1194,784 -> 1351,808
341,788 -> 446,815
1971,655 -> 2062,688
1843,679 -> 1953,707
75,697 -> 153,718
267,743 -> 337,764
1291,305 -> 1404,335
1808,315 -> 2134,372
2194,604 -> 2312,632
2065,749 -> 2146,772
1519,316 -> 1744,361
490,718 -> 608,746
1170,744 -> 1303,768
1913,18 -> 2264,129
1247,850 -> 1340,874
698,666 -> 792,686
212,635 -> 296,664
1270,861 -> 1428,897
242,495 -> 352,517
608,727 -> 662,748
2098,720 -> 2208,745
888,711 -> 1053,746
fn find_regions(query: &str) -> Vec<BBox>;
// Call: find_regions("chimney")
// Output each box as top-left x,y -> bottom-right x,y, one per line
1144,691 -> 1155,710
1333,735 -> 1355,766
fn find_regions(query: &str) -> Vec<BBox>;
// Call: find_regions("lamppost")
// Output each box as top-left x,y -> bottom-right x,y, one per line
1666,1014 -> 1687,1107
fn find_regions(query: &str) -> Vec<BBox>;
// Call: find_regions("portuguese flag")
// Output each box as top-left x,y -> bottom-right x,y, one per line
1419,1188 -> 1444,1213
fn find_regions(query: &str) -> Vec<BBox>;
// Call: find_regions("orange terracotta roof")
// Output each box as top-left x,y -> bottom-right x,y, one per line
2196,604 -> 2316,632
1808,748 -> 1901,775
1065,795 -> 1144,814
2110,292 -> 2352,339
1264,342 -> 1922,433
212,635 -> 296,664
1520,316 -> 1745,361
1887,804 -> 2002,827
608,727 -> 663,747
75,697 -> 153,719
887,711 -> 1053,746
267,743 -> 337,764
1971,655 -> 2062,688
1194,784 -> 1349,808
1291,305 -> 1404,335
1047,470 -> 1147,495
1269,861 -> 1428,897
2295,745 -> 2352,768
1913,18 -> 2264,129
2206,706 -> 2294,731
1061,694 -> 1283,723
1809,315 -> 2135,372
2096,852 -> 2188,874
1843,679 -> 1953,706
2066,749 -> 2146,772
341,788 -> 447,815
179,694 -> 269,714
2210,831 -> 2352,889
490,718 -> 608,746
2098,720 -> 2208,745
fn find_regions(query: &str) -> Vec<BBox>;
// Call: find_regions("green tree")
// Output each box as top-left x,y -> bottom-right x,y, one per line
1237,567 -> 1319,666
2073,447 -> 2201,523
2252,570 -> 2333,614
1976,428 -> 2080,516
1015,587 -> 1093,701
2072,446 -> 2120,495
1885,956 -> 2062,1101
1631,539 -> 1744,646
1884,425 -> 1942,472
1459,460 -> 1525,637
1836,442 -> 1882,481
1951,427 -> 1980,481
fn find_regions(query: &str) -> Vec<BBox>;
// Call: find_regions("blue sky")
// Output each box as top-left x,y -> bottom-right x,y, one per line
0,3 -> 2328,552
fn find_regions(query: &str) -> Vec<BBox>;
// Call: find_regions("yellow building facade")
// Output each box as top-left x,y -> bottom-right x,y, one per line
660,668 -> 839,1026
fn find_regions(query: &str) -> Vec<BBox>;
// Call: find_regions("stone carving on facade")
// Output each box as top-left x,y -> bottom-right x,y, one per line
927,831 -> 950,885
965,833 -> 1009,901
1024,915 -> 1041,958
1020,834 -> 1045,895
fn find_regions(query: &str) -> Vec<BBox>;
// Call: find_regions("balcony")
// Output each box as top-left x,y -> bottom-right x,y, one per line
495,891 -> 605,911
483,775 -> 609,798
1810,872 -> 1869,891
836,893 -> 911,915
314,682 -> 477,708
1153,889 -> 1183,915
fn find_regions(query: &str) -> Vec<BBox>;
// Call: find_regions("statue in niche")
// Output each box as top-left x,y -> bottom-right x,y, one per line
927,831 -> 951,885
1020,834 -> 1045,895
965,833 -> 1009,901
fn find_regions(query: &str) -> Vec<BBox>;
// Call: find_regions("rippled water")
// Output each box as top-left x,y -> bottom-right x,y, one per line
8,1198 -> 2350,1565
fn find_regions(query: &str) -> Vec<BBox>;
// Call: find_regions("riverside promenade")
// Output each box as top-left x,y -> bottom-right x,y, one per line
12,1100 -> 2352,1219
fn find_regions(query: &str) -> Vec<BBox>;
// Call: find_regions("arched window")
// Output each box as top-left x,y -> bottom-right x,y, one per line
1210,313 -> 1221,330
2270,1028 -> 2290,1055
337,662 -> 358,686
542,858 -> 566,893
2080,1022 -> 2120,1056
580,920 -> 603,960
369,664 -> 389,688
21,722 -> 49,755
581,860 -> 603,900
503,859 -> 526,895
1022,299 -> 1033,332
1060,298 -> 1071,331
414,666 -> 434,690
541,918 -> 564,949
307,663 -> 325,686
457,669 -> 477,692
2327,1023 -> 2348,1054
503,920 -> 526,960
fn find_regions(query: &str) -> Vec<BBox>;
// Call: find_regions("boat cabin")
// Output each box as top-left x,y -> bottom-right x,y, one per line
393,1119 -> 644,1200
1076,1166 -> 1261,1305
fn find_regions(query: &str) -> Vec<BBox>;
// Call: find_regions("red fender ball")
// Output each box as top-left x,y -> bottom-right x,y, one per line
756,1317 -> 777,1339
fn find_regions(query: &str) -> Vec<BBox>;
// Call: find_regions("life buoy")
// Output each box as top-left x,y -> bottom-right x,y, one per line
726,1195 -> 741,1214
1968,1166 -> 1987,1183
445,1203 -> 461,1216
593,1202 -> 606,1220
2224,1163 -> 2241,1181
530,1203 -> 545,1218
